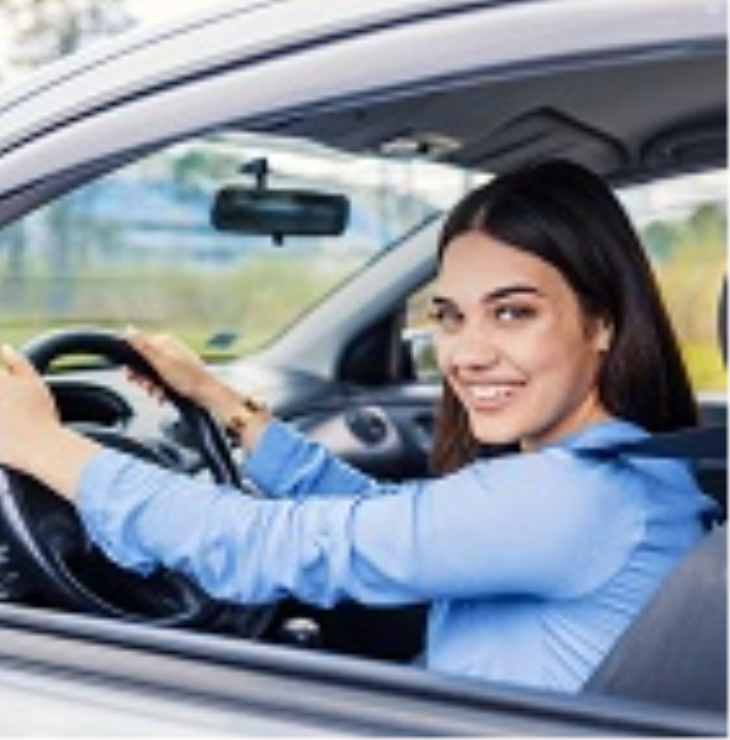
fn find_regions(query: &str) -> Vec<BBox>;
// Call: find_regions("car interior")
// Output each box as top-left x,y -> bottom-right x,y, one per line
0,5 -> 725,721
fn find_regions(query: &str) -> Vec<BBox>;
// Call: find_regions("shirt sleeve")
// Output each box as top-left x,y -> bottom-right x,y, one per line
77,444 -> 645,608
244,419 -> 390,499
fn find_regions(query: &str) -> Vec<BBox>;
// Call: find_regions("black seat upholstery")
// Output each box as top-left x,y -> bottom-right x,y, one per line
585,523 -> 727,713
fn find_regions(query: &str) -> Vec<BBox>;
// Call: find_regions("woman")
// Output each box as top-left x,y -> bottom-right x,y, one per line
0,159 -> 715,693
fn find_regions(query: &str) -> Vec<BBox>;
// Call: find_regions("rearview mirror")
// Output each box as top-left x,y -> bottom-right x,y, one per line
211,186 -> 349,238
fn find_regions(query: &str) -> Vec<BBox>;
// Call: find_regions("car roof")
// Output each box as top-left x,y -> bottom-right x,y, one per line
0,0 -> 725,224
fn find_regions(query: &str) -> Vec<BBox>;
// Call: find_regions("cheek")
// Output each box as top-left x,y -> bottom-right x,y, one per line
529,328 -> 603,385
511,321 -> 591,379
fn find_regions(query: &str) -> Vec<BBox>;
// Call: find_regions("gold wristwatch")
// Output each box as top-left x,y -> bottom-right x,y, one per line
223,395 -> 268,437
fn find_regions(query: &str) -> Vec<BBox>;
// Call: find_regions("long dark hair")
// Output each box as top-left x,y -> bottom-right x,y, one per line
431,159 -> 698,474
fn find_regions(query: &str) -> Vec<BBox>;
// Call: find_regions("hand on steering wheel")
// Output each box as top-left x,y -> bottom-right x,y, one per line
0,327 -> 275,636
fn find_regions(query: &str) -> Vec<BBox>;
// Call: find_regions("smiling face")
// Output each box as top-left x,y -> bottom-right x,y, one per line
432,231 -> 612,451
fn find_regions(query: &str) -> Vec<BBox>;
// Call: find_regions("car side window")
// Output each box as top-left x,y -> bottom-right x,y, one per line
626,171 -> 727,396
405,284 -> 441,383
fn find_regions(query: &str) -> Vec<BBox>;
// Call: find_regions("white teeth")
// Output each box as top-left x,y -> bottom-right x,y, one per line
472,386 -> 508,400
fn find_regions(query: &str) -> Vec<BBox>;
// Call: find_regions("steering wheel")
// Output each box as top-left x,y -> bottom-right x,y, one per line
0,327 -> 275,635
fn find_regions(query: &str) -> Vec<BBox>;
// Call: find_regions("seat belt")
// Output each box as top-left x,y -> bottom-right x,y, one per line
581,424 -> 727,465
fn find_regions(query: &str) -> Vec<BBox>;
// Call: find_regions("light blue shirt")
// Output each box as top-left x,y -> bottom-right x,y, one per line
78,418 -> 715,692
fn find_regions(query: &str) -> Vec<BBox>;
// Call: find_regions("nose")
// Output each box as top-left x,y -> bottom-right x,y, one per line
444,321 -> 500,371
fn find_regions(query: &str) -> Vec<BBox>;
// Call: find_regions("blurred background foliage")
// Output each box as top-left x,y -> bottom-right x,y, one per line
0,0 -> 132,79
644,204 -> 727,392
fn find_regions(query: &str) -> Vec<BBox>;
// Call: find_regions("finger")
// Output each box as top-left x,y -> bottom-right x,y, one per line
125,331 -> 163,375
124,324 -> 154,348
0,344 -> 32,376
132,367 -> 167,400
0,345 -> 12,373
125,330 -> 146,353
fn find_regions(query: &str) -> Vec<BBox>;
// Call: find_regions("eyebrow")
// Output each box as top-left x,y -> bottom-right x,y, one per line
431,284 -> 542,305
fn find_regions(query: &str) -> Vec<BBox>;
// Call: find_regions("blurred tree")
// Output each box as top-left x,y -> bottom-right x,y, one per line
0,0 -> 134,305
0,0 -> 132,70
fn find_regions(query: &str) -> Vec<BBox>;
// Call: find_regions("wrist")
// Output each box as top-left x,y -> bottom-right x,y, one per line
205,388 -> 270,450
23,426 -> 101,499
222,395 -> 269,438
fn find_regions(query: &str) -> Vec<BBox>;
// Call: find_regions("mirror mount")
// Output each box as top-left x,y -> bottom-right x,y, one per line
241,157 -> 270,191
243,159 -> 285,244
211,158 -> 350,244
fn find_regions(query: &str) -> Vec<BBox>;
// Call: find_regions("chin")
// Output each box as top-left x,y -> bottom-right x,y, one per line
469,417 -> 523,447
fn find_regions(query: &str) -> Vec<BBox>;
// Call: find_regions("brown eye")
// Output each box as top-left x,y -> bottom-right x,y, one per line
428,304 -> 462,333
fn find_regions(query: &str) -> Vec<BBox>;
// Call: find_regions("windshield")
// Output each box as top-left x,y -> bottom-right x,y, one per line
0,130 -> 477,359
